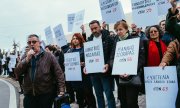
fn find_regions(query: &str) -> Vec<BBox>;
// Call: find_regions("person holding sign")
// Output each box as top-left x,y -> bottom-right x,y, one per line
141,25 -> 167,94
159,0 -> 180,107
67,33 -> 96,108
84,20 -> 116,108
110,21 -> 145,108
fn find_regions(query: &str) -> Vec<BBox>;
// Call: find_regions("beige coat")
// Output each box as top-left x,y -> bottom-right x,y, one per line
161,39 -> 180,65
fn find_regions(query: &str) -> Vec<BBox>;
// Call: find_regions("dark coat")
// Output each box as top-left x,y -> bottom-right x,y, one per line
15,50 -> 65,95
165,8 -> 180,41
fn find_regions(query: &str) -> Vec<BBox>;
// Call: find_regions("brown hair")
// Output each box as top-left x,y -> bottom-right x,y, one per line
71,33 -> 85,48
114,20 -> 128,30
146,25 -> 163,39
89,20 -> 100,27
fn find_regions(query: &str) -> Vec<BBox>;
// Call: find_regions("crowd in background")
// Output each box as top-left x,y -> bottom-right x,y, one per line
0,0 -> 180,108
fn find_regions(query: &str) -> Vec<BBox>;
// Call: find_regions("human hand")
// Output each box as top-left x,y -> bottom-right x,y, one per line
83,67 -> 88,75
159,62 -> 167,69
26,49 -> 35,62
120,74 -> 129,78
103,64 -> 109,73
80,62 -> 85,67
58,92 -> 65,97
80,25 -> 85,33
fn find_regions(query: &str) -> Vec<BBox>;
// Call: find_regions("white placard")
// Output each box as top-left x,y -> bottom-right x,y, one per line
41,40 -> 46,49
112,38 -> 140,75
53,24 -> 67,47
67,13 -> 75,32
44,26 -> 54,45
144,66 -> 178,108
64,52 -> 82,81
99,0 -> 125,24
2,55 -> 6,65
84,39 -> 105,73
9,55 -> 16,68
157,0 -> 171,16
72,10 -> 85,32
131,0 -> 159,27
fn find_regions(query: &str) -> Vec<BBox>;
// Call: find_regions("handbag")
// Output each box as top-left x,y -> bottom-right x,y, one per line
119,73 -> 142,86
54,93 -> 70,108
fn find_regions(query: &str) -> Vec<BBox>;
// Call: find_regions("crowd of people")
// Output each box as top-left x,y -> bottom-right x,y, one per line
0,0 -> 180,108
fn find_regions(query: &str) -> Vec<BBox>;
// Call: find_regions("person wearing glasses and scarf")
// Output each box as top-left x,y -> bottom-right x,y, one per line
15,34 -> 65,108
144,25 -> 167,67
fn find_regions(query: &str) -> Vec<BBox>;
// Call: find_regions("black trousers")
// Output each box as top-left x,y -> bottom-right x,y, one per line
24,93 -> 55,108
119,85 -> 140,108
65,81 -> 75,103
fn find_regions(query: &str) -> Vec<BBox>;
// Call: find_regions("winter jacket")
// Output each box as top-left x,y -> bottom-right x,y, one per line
165,8 -> 180,40
15,49 -> 65,95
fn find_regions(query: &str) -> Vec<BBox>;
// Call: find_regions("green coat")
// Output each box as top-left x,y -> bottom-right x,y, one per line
166,8 -> 180,40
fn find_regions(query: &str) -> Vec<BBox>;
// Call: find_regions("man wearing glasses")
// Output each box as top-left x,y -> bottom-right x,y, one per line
15,34 -> 65,108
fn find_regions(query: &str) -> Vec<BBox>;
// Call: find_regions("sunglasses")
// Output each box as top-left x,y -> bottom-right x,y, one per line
27,40 -> 38,44
150,30 -> 158,33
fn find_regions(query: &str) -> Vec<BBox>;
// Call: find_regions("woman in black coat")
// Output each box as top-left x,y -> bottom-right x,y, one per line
110,21 -> 145,108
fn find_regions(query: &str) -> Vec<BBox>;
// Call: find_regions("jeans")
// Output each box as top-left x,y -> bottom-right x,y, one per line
91,74 -> 116,108
24,93 -> 55,108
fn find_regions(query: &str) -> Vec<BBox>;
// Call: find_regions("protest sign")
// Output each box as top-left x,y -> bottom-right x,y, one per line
64,52 -> 82,81
156,0 -> 171,16
44,26 -> 54,45
99,0 -> 125,24
67,13 -> 75,32
53,24 -> 67,47
84,39 -> 104,73
131,0 -> 159,27
144,66 -> 178,108
72,10 -> 85,32
112,38 -> 140,75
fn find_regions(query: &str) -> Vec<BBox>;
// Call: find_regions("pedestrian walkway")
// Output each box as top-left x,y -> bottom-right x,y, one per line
0,76 -> 146,108
0,78 -> 18,108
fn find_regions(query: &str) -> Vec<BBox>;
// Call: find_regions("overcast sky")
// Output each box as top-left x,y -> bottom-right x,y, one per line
0,0 -> 132,51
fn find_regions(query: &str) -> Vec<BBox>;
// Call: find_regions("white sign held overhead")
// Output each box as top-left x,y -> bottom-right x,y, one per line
99,0 -> 125,24
44,26 -> 54,45
144,66 -> 178,108
64,52 -> 82,81
84,39 -> 105,73
53,24 -> 67,47
67,13 -> 75,32
131,0 -> 159,27
112,38 -> 140,75
72,10 -> 85,33
41,40 -> 46,49
157,0 -> 171,16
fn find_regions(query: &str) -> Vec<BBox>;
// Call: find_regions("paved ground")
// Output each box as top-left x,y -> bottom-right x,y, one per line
0,80 -> 10,108
0,76 -> 146,108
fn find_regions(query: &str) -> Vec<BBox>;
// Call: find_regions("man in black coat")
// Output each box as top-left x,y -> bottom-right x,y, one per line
85,20 -> 116,108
